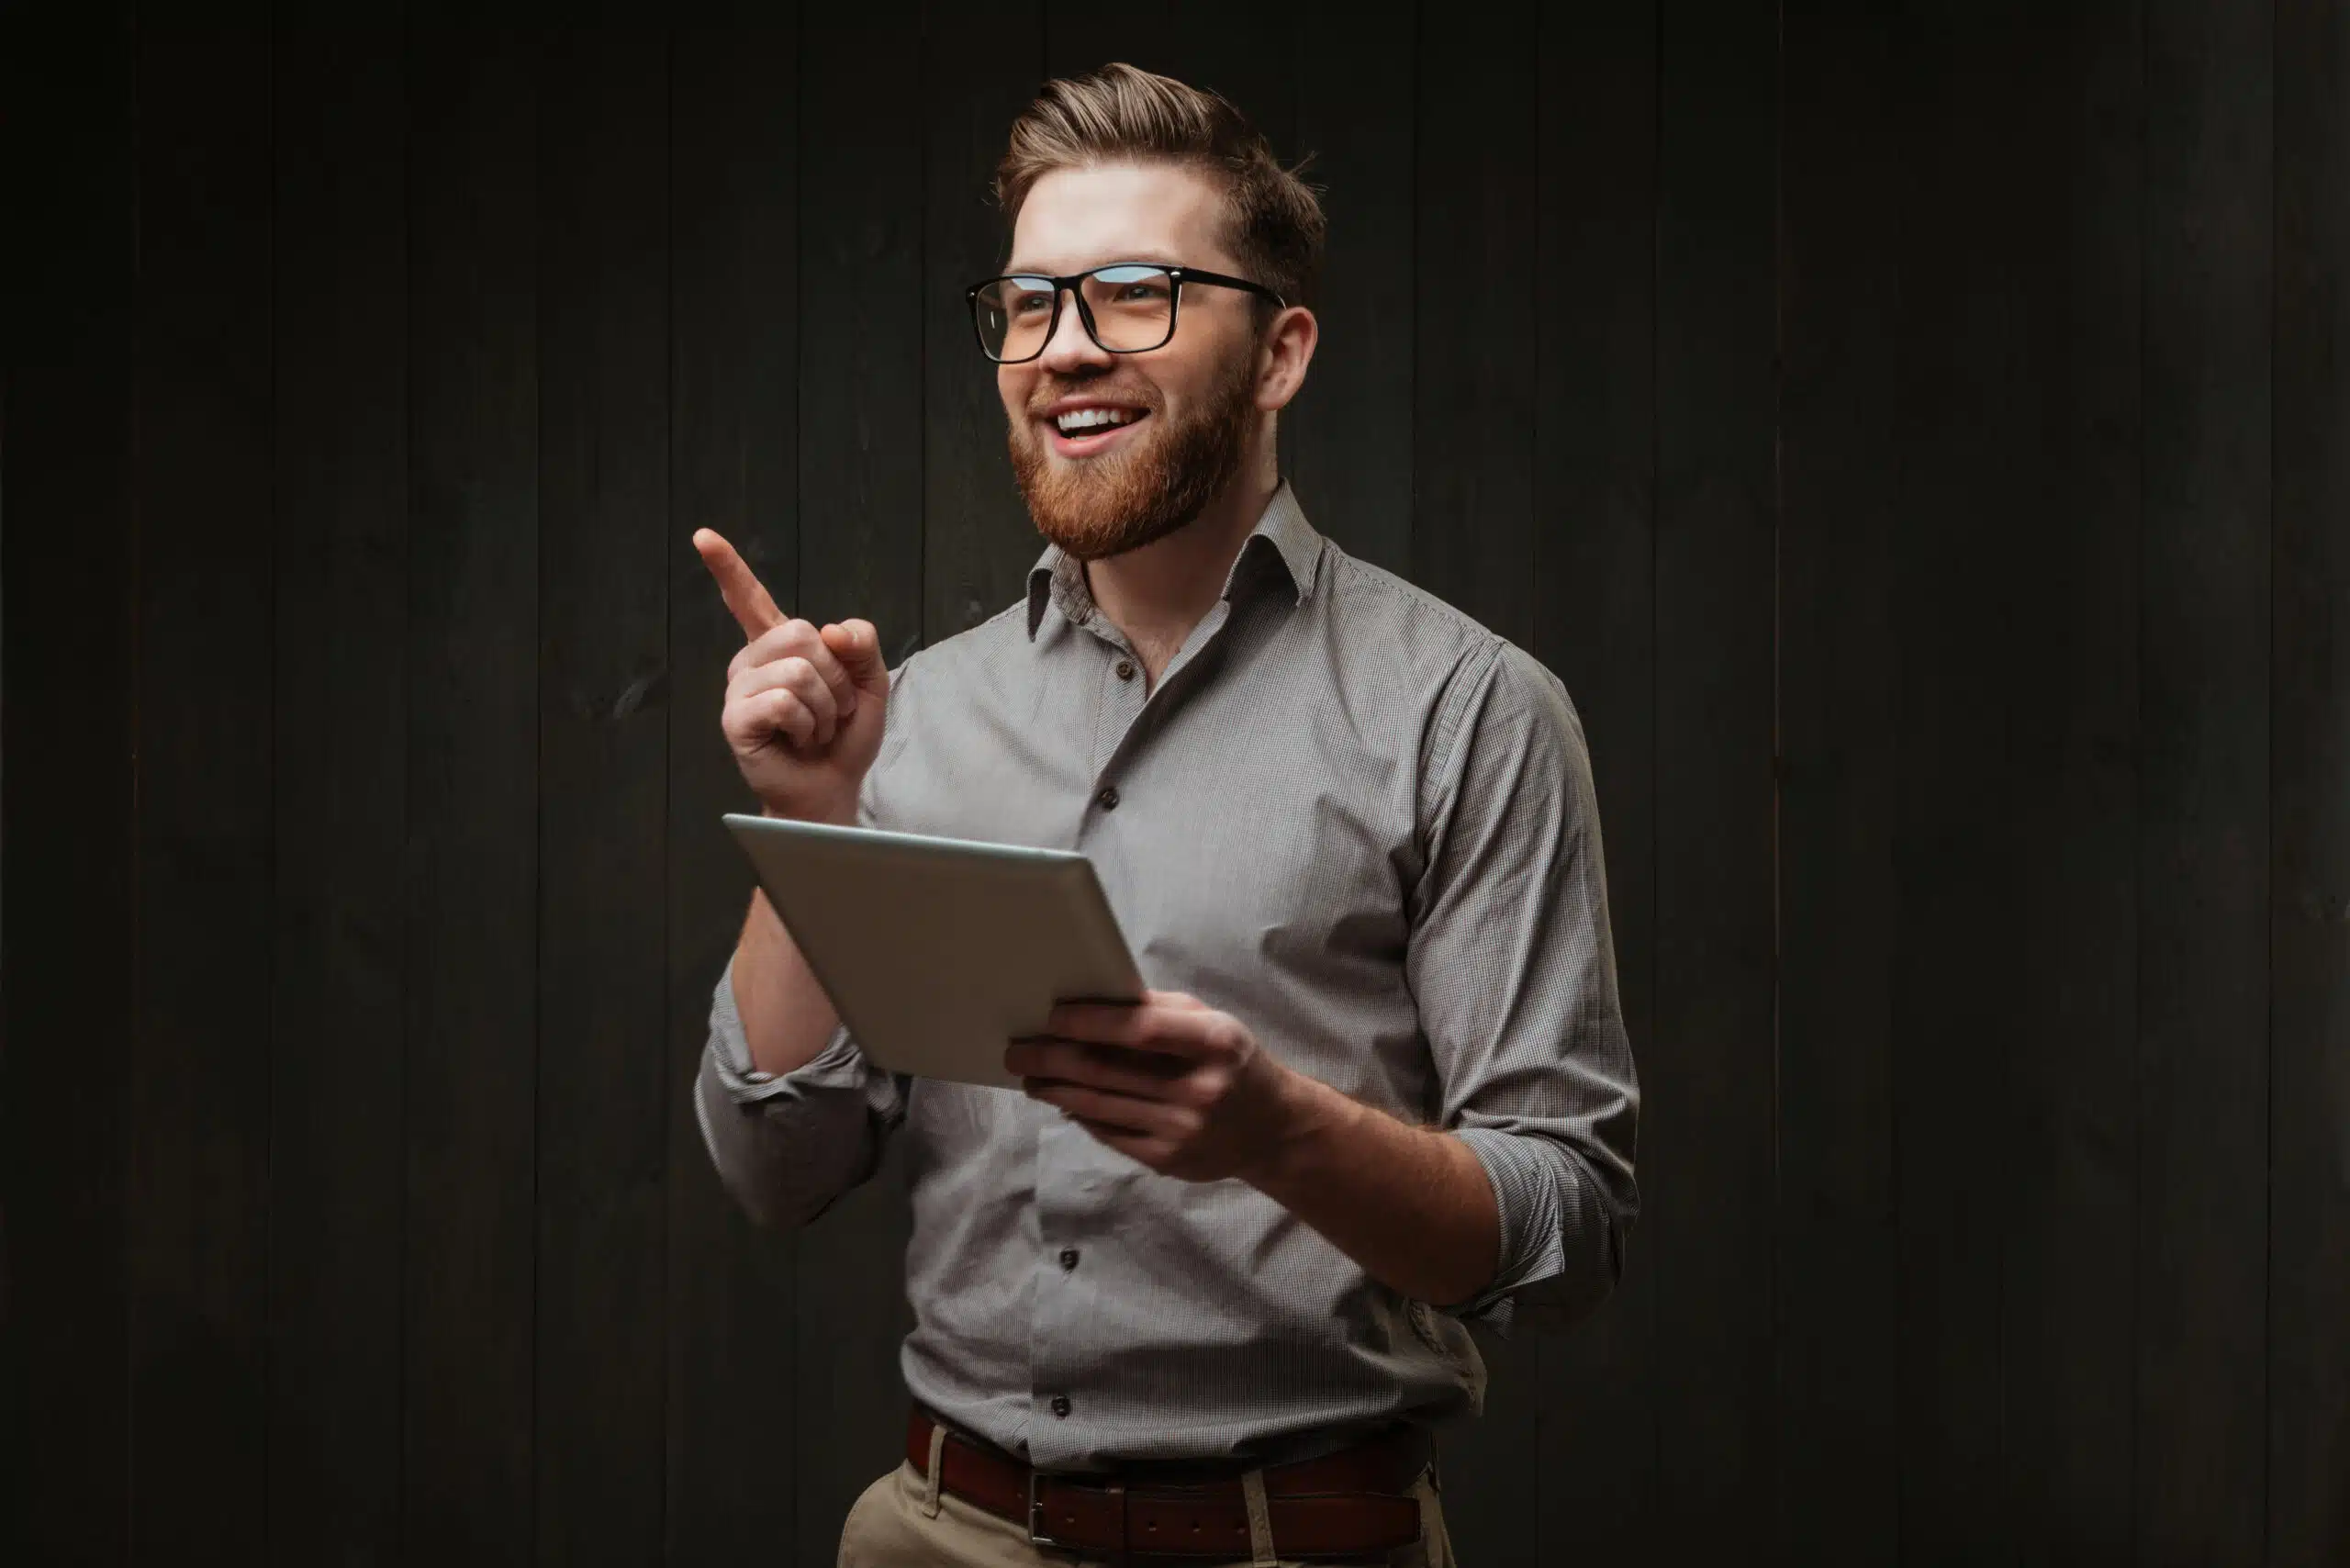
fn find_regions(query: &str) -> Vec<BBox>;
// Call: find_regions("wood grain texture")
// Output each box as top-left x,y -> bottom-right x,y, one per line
127,17 -> 275,1557
2137,0 -> 2273,1558
535,16 -> 672,1564
922,0 -> 1045,645
402,17 -> 540,1557
2271,5 -> 2350,1562
665,12 -> 805,1562
1774,4 -> 1901,1560
1648,0 -> 1779,1555
0,5 -> 138,1560
1290,4 -> 1414,573
267,16 -> 409,1565
1991,5 -> 2142,1554
1529,1 -> 1659,1560
1411,0 -> 1539,653
1889,12 -> 2020,1561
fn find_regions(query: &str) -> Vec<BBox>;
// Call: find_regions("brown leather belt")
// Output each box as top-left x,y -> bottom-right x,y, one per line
906,1405 -> 1427,1561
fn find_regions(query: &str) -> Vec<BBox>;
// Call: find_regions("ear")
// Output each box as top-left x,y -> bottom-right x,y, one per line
1253,305 -> 1319,414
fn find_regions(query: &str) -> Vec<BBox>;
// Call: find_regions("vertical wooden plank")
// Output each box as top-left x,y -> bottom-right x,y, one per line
1648,0 -> 1778,1555
2271,4 -> 2350,1562
534,15 -> 669,1564
1044,7 -> 1161,84
1889,11 -> 2014,1559
0,5 -> 137,1560
126,17 -> 274,1558
666,11 -> 803,1561
1773,2 -> 1900,1561
403,15 -> 538,1557
1045,1 -> 1294,162
922,0 -> 1044,645
2136,0 -> 2272,1559
1994,3 -> 2143,1555
269,15 -> 408,1565
1290,6 -> 1414,573
1416,6 -> 1541,1564
793,11 -> 925,1561
1529,1 -> 1658,1560
1413,0 -> 1539,650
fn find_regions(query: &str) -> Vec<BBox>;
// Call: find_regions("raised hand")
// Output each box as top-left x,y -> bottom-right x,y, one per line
694,527 -> 891,825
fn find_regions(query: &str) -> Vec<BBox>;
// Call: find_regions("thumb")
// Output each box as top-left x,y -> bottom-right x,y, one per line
822,619 -> 891,699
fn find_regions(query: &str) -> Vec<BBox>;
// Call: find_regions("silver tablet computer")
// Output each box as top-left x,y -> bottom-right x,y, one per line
721,812 -> 1146,1090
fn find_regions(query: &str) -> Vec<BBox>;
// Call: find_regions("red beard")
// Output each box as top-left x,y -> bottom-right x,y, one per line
1008,348 -> 1259,563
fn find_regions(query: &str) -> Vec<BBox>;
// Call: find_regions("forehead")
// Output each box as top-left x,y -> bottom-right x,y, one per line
1007,162 -> 1237,275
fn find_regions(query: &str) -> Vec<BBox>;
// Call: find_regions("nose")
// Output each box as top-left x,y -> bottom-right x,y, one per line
1036,286 -> 1114,375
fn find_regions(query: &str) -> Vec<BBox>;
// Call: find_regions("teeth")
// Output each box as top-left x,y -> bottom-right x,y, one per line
1055,407 -> 1141,434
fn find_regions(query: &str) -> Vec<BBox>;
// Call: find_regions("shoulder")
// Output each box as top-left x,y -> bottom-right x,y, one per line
878,595 -> 1032,702
1316,543 -> 1583,767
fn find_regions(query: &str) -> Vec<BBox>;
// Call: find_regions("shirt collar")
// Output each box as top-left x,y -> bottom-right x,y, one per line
1024,479 -> 1326,641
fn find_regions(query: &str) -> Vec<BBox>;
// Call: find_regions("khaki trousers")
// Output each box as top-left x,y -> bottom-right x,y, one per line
836,1446 -> 1458,1568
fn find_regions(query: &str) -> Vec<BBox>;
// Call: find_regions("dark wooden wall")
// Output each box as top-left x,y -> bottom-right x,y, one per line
3,5 -> 2343,1564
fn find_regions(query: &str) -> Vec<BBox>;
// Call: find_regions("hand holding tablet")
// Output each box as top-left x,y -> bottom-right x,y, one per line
722,813 -> 1146,1091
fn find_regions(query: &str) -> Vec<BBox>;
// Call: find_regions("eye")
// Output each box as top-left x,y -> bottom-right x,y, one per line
1012,292 -> 1054,316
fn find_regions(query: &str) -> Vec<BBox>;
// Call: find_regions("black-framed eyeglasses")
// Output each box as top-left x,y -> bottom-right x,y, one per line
964,262 -> 1286,364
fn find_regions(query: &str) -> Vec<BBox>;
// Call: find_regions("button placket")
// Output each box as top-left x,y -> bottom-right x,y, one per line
1031,1110 -> 1106,1463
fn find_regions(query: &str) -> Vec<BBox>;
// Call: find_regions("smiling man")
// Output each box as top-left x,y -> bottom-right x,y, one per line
690,63 -> 1639,1568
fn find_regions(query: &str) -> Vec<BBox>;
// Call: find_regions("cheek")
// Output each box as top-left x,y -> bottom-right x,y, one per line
998,364 -> 1033,422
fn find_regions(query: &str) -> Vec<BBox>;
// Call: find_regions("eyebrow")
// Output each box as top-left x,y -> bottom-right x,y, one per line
999,254 -> 1186,276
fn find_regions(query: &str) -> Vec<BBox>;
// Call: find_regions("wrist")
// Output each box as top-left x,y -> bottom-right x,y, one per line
760,795 -> 859,827
1245,1067 -> 1361,1193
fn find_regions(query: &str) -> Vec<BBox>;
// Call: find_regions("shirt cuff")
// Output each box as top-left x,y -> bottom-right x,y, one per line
1448,1125 -> 1577,1333
705,949 -> 872,1103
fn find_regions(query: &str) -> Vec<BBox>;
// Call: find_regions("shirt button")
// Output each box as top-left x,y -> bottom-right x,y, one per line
1096,786 -> 1120,812
1050,1394 -> 1072,1418
1059,1248 -> 1080,1271
1114,658 -> 1136,681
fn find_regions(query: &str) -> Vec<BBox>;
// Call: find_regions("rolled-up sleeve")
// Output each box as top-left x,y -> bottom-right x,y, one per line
1407,642 -> 1639,1337
695,946 -> 909,1230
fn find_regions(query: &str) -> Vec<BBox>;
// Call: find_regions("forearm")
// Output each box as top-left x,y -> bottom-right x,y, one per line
697,935 -> 897,1231
1246,1072 -> 1502,1309
732,885 -> 845,1078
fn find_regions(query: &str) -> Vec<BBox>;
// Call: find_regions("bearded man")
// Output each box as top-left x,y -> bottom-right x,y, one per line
689,62 -> 1638,1568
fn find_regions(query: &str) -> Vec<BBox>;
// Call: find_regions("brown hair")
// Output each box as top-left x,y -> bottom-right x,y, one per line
994,62 -> 1326,310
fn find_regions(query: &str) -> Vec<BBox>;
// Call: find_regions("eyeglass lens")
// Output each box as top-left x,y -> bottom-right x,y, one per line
972,265 -> 1175,361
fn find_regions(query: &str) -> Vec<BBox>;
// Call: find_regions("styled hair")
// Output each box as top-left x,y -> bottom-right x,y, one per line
994,62 -> 1326,309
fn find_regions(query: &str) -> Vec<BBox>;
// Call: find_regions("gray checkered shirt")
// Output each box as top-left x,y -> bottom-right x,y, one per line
697,481 -> 1639,1473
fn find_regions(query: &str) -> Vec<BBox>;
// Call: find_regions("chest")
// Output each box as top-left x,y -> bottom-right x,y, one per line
868,621 -> 1429,1058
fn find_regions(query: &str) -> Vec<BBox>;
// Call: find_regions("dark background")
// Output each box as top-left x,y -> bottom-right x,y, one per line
3,3 -> 2343,1564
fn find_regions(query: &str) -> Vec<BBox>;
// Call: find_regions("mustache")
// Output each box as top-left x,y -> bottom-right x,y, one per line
1024,378 -> 1163,418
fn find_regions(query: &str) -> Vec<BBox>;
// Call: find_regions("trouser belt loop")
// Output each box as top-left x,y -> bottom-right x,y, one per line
920,1419 -> 947,1518
1241,1467 -> 1277,1567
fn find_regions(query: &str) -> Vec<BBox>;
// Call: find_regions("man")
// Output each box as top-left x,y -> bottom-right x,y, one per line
690,63 -> 1638,1568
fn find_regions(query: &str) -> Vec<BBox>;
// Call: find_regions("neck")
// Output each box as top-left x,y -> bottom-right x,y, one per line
1083,434 -> 1280,677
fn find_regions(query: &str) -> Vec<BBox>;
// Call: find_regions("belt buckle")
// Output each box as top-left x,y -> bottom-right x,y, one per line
1028,1472 -> 1125,1553
1026,1470 -> 1058,1550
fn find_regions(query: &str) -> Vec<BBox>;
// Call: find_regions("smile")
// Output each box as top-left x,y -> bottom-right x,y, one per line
1046,405 -> 1150,455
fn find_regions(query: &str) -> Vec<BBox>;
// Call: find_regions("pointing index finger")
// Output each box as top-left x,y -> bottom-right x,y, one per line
692,527 -> 786,641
